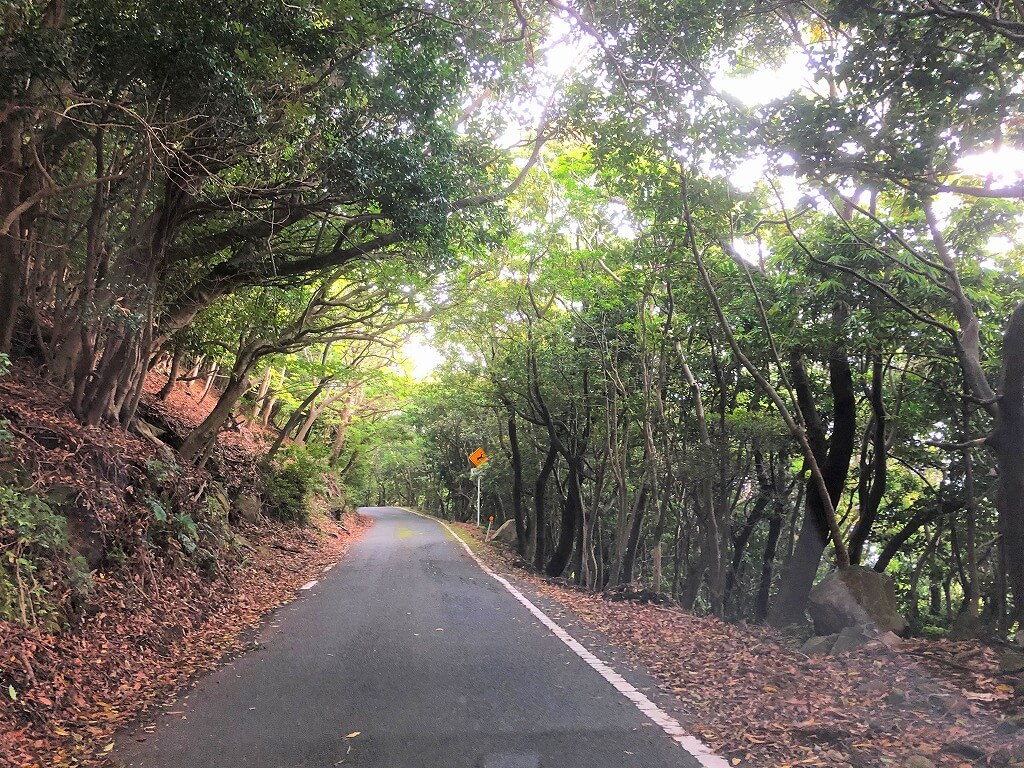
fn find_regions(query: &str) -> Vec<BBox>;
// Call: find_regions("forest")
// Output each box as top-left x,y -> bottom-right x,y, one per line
3,0 -> 1024,680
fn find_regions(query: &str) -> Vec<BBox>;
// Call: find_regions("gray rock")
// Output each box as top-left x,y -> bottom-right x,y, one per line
886,687 -> 906,705
808,566 -> 909,636
1001,648 -> 1024,674
801,634 -> 837,656
232,493 -> 262,523
905,756 -> 934,768
877,630 -> 903,649
44,483 -> 79,505
949,610 -> 984,640
486,519 -> 517,545
830,624 -> 874,655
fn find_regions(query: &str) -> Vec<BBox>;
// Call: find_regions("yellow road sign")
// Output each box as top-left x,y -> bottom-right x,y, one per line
469,447 -> 488,467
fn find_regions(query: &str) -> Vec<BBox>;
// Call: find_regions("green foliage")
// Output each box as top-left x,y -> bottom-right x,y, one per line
0,485 -> 68,625
264,446 -> 329,525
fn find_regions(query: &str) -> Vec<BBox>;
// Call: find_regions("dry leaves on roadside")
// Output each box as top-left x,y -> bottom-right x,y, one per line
455,522 -> 1024,768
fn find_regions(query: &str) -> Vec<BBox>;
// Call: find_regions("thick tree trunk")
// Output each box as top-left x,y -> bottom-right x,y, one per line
533,442 -> 558,571
993,301 -> 1024,620
769,348 -> 857,627
849,356 -> 887,564
180,344 -> 260,463
546,458 -> 582,577
620,483 -> 648,585
0,118 -> 25,356
158,343 -> 184,400
506,408 -> 527,556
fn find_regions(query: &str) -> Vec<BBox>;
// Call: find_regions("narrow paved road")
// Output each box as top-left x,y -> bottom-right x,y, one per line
116,507 -> 703,768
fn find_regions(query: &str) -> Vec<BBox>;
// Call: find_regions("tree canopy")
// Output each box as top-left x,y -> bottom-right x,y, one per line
4,0 -> 1024,633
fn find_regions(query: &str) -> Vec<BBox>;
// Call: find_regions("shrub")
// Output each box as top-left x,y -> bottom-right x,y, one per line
263,447 -> 328,525
0,485 -> 68,625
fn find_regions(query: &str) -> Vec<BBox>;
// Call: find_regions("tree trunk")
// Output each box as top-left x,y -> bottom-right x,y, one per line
769,347 -> 857,627
158,342 -> 184,400
849,356 -> 887,563
266,379 -> 330,461
533,442 -> 558,571
620,483 -> 648,585
546,457 -> 582,577
179,370 -> 251,464
505,407 -> 527,556
993,300 -> 1024,620
755,506 -> 784,622
0,117 -> 25,356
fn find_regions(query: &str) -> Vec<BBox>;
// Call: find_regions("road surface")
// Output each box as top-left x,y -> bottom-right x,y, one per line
116,506 -> 706,768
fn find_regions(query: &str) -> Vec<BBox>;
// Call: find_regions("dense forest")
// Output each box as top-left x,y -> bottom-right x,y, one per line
3,0 -> 1024,651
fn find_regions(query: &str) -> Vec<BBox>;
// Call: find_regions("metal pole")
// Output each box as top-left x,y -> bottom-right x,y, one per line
476,471 -> 482,527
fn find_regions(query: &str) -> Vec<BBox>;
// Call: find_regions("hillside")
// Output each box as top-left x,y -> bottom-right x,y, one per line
0,363 -> 369,767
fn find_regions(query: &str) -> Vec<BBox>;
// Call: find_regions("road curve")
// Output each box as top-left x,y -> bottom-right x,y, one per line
116,506 -> 702,768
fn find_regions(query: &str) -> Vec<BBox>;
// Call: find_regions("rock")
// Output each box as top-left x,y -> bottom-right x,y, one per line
947,740 -> 986,759
996,718 -> 1022,735
878,630 -> 903,649
1001,649 -> 1024,674
135,417 -> 167,439
830,624 -> 874,655
886,687 -> 907,705
43,485 -> 108,568
949,610 -> 984,640
486,519 -> 517,545
905,756 -> 934,768
779,618 -> 816,642
232,493 -> 262,523
801,634 -> 837,656
131,417 -> 171,449
44,483 -> 79,505
928,693 -> 968,714
808,566 -> 909,636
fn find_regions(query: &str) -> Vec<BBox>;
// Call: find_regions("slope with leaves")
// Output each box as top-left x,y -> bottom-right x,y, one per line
0,364 -> 371,768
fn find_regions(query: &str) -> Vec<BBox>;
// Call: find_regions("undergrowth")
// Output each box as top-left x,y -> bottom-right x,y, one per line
263,445 -> 329,525
0,484 -> 75,627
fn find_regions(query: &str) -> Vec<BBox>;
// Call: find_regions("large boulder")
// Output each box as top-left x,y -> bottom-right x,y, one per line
486,519 -> 517,545
232,493 -> 263,523
808,566 -> 909,636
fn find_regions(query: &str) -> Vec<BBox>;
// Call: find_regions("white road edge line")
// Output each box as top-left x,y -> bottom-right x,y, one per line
300,580 -> 318,591
402,508 -> 731,768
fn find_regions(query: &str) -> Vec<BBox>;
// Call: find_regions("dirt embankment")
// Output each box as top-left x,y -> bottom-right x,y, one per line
0,365 -> 371,768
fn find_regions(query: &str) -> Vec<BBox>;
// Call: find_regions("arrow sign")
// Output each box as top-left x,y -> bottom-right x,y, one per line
469,447 -> 488,468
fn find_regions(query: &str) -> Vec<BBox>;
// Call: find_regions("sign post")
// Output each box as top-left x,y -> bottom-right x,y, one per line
468,447 -> 489,527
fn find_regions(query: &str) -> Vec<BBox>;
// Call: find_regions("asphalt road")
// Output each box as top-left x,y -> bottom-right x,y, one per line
116,506 -> 704,768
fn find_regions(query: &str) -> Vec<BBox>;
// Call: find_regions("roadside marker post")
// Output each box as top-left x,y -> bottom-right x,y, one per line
468,447 -> 488,527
